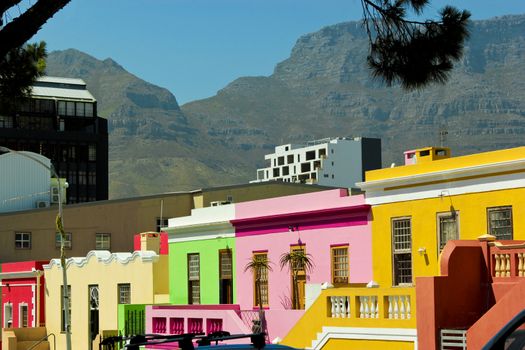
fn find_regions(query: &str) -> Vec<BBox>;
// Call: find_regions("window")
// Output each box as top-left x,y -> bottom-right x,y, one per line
392,218 -> 412,286
61,285 -> 71,332
188,254 -> 200,304
4,303 -> 12,328
85,102 -> 94,117
278,156 -> 285,165
300,163 -> 311,173
88,145 -> 97,161
306,150 -> 316,160
118,284 -> 131,304
156,218 -> 168,232
253,253 -> 269,307
488,206 -> 513,240
420,150 -> 430,157
287,155 -> 294,164
290,245 -> 307,310
19,304 -> 28,327
282,166 -> 289,176
96,233 -> 111,250
438,212 -> 459,252
331,246 -> 349,284
15,232 -> 31,249
273,168 -> 280,177
55,232 -> 72,249
219,249 -> 233,304
58,101 -> 66,115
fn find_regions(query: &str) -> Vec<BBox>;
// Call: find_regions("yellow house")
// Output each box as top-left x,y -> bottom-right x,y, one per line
44,233 -> 168,350
283,146 -> 525,350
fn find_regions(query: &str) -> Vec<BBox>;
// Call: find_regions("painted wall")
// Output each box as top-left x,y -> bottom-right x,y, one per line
371,187 -> 525,287
169,237 -> 235,305
234,189 -> 372,341
1,261 -> 47,328
44,251 -> 168,350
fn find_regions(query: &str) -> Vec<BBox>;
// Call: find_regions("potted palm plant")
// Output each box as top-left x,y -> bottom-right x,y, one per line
279,247 -> 314,310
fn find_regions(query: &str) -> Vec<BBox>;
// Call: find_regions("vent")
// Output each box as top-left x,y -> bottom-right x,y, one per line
36,201 -> 50,208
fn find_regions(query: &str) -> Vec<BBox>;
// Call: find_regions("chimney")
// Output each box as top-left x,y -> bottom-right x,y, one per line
139,232 -> 160,254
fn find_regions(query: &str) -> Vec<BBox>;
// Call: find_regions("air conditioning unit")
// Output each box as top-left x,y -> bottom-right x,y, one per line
210,201 -> 231,207
36,201 -> 50,208
52,195 -> 60,203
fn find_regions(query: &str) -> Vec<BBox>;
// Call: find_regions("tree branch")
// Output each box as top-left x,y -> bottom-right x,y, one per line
0,0 -> 71,57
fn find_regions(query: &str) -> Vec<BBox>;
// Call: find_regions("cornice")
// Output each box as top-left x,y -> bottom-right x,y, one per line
43,250 -> 159,269
357,158 -> 525,192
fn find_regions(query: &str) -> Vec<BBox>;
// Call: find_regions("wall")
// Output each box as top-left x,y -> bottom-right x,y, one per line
0,152 -> 50,213
371,187 -> 525,287
169,237 -> 235,305
44,251 -> 165,350
1,261 -> 47,328
416,241 -> 490,350
0,182 -> 327,264
234,190 -> 372,341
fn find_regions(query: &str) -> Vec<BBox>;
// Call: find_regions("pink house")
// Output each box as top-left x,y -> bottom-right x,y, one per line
232,189 -> 372,341
1,261 -> 48,329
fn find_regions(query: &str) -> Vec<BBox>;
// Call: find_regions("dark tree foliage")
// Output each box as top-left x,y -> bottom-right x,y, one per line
361,0 -> 471,89
0,41 -> 47,111
0,0 -> 71,57
0,0 -> 68,109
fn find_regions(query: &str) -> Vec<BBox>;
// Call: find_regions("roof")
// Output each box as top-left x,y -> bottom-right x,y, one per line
363,146 -> 525,183
31,76 -> 96,102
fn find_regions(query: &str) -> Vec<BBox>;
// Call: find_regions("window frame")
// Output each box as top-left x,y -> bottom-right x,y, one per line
437,211 -> 460,253
118,283 -> 131,304
487,206 -> 513,240
391,217 -> 413,286
156,218 -> 169,233
95,233 -> 111,250
61,285 -> 71,333
19,303 -> 28,328
187,253 -> 201,305
55,232 -> 72,250
15,232 -> 31,250
252,252 -> 269,308
331,245 -> 349,285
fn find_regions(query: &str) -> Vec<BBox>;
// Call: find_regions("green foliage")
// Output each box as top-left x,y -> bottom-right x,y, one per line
0,41 -> 47,112
280,248 -> 314,310
362,0 -> 471,89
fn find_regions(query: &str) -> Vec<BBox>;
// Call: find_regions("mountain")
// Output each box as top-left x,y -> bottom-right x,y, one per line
46,50 -> 256,198
46,15 -> 525,198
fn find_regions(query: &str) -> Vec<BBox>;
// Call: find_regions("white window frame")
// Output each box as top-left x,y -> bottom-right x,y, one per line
392,217 -> 413,286
4,302 -> 12,328
55,232 -> 72,249
19,303 -> 29,328
95,233 -> 111,250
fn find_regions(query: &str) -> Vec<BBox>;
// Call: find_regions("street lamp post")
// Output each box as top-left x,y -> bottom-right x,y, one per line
0,146 -> 72,350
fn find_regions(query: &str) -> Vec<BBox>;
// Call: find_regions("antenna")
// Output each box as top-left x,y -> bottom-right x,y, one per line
439,126 -> 448,147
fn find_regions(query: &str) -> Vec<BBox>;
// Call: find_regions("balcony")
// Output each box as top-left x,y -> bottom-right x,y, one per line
282,286 -> 416,349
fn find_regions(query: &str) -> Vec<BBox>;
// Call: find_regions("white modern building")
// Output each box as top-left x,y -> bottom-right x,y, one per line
251,137 -> 381,188
0,151 -> 66,213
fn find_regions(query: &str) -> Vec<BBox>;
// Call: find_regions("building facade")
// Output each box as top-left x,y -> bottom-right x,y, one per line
0,76 -> 109,203
283,145 -> 525,350
0,182 -> 329,263
251,137 -> 381,188
0,152 -> 52,213
0,261 -> 47,329
44,233 -> 168,350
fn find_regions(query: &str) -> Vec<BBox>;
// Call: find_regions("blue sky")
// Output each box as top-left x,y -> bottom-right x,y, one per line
30,0 -> 525,104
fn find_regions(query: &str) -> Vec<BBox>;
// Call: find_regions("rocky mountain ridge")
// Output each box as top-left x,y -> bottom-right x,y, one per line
46,14 -> 525,198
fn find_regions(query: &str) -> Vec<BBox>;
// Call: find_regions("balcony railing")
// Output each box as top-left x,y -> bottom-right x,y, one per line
325,286 -> 416,326
490,242 -> 525,279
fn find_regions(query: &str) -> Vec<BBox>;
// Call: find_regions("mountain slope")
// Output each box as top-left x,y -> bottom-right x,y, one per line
47,15 -> 525,198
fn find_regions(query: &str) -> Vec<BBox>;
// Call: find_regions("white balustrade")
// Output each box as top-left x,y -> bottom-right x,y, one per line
387,295 -> 411,320
329,296 -> 350,318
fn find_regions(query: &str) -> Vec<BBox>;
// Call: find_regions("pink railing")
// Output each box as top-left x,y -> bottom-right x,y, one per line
188,318 -> 203,334
152,317 -> 167,334
206,318 -> 223,333
169,317 -> 184,334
